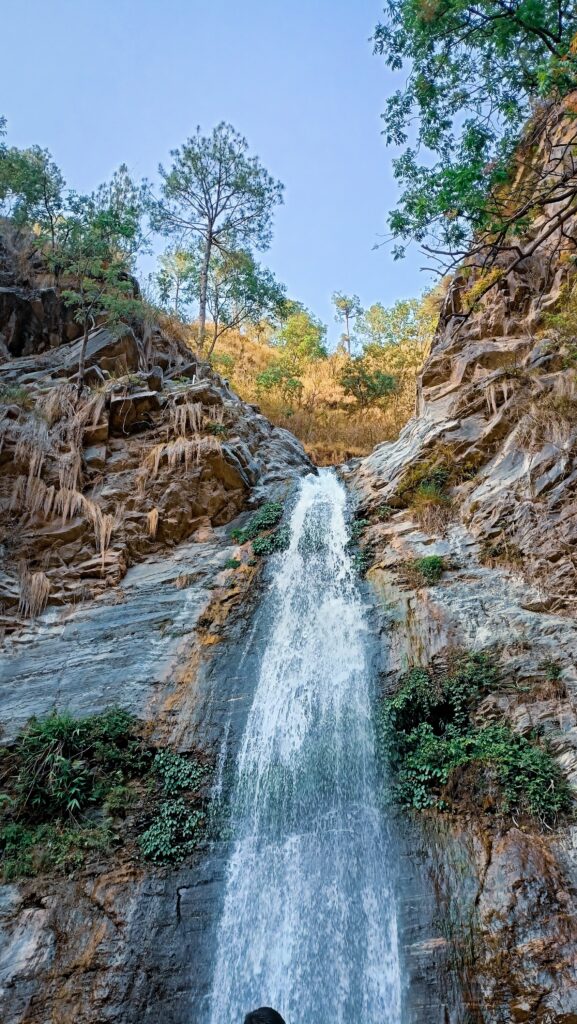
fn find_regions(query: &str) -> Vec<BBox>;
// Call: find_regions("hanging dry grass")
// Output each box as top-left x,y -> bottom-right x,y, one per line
147,508 -> 159,539
141,435 -> 221,478
167,398 -> 203,437
18,566 -> 51,618
36,382 -> 77,427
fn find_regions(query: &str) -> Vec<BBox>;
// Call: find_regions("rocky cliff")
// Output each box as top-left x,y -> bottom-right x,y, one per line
0,239 -> 316,1022
349,160 -> 577,1021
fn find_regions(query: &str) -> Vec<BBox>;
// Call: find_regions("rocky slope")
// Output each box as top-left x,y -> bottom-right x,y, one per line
348,159 -> 577,1021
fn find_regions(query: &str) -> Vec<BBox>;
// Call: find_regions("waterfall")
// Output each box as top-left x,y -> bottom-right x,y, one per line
208,470 -> 401,1023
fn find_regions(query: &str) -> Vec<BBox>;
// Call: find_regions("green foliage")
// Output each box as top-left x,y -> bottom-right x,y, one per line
205,421 -> 228,437
376,505 -> 396,522
0,822 -> 112,880
10,708 -> 150,821
0,143 -> 64,239
153,122 -> 284,348
373,1 -> 577,265
256,362 -> 304,404
138,799 -> 204,864
152,749 -> 207,796
231,502 -> 284,543
231,502 -> 289,558
413,554 -> 444,585
252,526 -> 291,556
224,557 -> 241,570
378,654 -> 571,824
332,292 -> 362,352
204,248 -> 286,355
339,359 -> 396,409
0,709 -> 212,878
352,550 -> 371,576
274,307 -> 328,364
350,518 -> 370,541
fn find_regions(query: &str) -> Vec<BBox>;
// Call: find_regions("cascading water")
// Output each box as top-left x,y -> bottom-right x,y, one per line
208,470 -> 401,1023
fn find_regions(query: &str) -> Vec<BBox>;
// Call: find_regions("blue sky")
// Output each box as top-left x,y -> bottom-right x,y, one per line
1,0 -> 430,346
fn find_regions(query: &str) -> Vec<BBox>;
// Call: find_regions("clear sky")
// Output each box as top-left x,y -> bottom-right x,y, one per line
1,0 -> 430,345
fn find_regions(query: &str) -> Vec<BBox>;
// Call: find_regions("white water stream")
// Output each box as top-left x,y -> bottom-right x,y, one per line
208,470 -> 401,1023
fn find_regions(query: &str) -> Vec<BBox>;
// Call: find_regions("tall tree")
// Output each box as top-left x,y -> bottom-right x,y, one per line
374,1 -> 577,280
155,248 -> 197,316
203,249 -> 285,356
332,292 -> 362,354
153,123 -> 283,349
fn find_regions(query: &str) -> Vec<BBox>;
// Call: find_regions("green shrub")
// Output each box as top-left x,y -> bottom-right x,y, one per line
206,421 -> 227,437
11,708 -> 150,820
376,505 -> 396,521
0,710 -> 212,878
413,554 -> 444,585
138,799 -> 204,864
224,557 -> 241,570
152,750 -> 207,796
350,518 -> 370,541
378,653 -> 571,826
252,526 -> 290,556
231,501 -> 284,543
0,384 -> 34,410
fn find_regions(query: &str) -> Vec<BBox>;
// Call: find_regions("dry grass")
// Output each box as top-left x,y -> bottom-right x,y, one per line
18,566 -> 51,618
209,330 -> 427,465
517,383 -> 577,451
147,508 -> 159,539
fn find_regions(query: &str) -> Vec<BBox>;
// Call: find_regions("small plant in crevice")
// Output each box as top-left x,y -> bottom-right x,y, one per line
412,554 -> 445,585
252,526 -> 290,556
377,653 -> 572,827
376,505 -> 396,522
231,501 -> 290,558
224,557 -> 241,570
346,516 -> 372,576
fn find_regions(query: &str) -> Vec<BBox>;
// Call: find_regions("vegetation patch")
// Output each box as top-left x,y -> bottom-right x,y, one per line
0,384 -> 34,410
411,554 -> 445,586
0,709 -> 211,879
377,654 -> 572,827
231,501 -> 289,557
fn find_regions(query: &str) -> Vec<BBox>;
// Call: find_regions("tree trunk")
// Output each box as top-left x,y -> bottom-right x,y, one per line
77,320 -> 89,396
345,311 -> 351,355
206,323 -> 219,358
198,233 -> 212,352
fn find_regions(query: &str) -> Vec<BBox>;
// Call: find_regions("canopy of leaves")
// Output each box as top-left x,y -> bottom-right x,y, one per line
374,0 -> 577,264
154,121 -> 284,255
0,144 -> 64,235
274,307 -> 328,364
339,360 -> 396,409
204,248 -> 286,352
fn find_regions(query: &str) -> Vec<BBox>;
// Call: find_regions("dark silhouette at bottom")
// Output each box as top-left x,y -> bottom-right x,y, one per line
244,1009 -> 286,1024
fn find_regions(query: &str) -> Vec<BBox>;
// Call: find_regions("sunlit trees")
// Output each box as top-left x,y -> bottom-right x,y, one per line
155,248 -> 197,316
374,0 -> 577,289
152,122 -> 283,349
204,249 -> 286,356
0,143 -> 65,252
256,306 -> 327,404
332,292 -> 362,354
56,166 -> 147,392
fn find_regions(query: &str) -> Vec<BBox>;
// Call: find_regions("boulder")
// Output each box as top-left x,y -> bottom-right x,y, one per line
109,390 -> 162,434
62,325 -> 141,377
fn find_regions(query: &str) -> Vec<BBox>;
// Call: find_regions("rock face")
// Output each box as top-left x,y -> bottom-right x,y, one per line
349,113 -> 577,1020
0,324 -> 314,626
